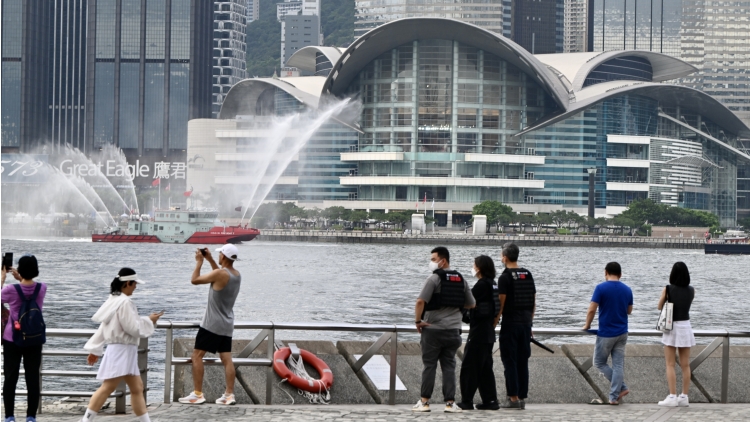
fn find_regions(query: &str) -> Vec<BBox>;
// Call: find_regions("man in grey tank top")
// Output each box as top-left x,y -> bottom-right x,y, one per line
178,244 -> 242,406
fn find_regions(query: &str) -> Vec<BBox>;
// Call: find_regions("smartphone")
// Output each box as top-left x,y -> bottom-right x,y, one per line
2,252 -> 12,270
199,248 -> 206,256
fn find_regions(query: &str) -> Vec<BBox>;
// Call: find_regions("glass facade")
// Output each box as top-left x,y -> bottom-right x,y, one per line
144,63 -> 166,150
93,63 -> 115,146
1,0 -> 22,146
118,63 -> 140,149
583,56 -> 653,87
352,39 -> 556,203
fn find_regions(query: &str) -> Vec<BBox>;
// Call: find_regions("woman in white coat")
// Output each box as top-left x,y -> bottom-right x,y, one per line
80,268 -> 163,422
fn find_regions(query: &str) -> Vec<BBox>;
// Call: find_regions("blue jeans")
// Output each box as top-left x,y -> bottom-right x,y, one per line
594,333 -> 629,402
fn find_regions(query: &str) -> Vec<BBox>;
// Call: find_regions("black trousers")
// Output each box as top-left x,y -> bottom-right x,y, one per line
3,342 -> 43,418
459,340 -> 497,404
499,323 -> 532,399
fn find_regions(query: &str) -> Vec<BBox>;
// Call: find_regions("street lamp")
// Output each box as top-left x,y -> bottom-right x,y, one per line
587,168 -> 597,219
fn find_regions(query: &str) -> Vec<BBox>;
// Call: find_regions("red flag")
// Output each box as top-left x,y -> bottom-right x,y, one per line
165,183 -> 171,191
152,178 -> 160,187
183,186 -> 193,198
423,192 -> 427,203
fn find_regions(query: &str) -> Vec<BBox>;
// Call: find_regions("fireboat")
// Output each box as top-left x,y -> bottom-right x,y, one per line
92,208 -> 259,244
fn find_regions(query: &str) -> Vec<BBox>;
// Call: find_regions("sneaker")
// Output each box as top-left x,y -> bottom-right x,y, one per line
25,418 -> 36,422
476,400 -> 500,410
5,417 -> 15,422
499,398 -> 522,409
456,402 -> 474,410
444,402 -> 463,413
215,393 -> 236,405
520,399 -> 526,410
178,391 -> 206,404
411,399 -> 430,412
658,395 -> 679,407
677,394 -> 690,407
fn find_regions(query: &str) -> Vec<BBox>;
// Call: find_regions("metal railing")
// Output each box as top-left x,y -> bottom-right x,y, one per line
7,329 -> 149,414
157,322 -> 750,405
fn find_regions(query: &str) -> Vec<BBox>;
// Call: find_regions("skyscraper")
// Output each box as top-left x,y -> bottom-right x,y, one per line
277,0 -> 321,67
1,0 -> 214,159
564,0 -> 588,52
213,1 -> 248,117
246,0 -> 259,23
354,0 -> 562,54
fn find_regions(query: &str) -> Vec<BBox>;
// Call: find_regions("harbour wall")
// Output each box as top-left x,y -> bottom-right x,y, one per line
258,230 -> 705,249
172,339 -> 750,404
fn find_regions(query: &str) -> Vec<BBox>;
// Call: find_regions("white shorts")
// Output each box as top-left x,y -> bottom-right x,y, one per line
661,320 -> 696,348
97,344 -> 140,380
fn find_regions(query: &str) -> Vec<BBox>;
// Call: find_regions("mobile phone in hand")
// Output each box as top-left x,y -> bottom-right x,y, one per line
199,248 -> 207,256
2,253 -> 13,270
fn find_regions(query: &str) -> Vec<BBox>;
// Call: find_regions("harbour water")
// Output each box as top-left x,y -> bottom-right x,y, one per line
1,237 -> 748,400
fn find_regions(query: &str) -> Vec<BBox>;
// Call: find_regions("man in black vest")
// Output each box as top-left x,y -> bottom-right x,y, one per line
495,243 -> 536,410
413,246 -> 476,413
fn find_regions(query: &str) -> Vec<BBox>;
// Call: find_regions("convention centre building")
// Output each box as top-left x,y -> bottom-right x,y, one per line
186,18 -> 750,227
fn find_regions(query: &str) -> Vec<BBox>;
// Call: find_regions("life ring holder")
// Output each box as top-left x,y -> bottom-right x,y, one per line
273,347 -> 334,393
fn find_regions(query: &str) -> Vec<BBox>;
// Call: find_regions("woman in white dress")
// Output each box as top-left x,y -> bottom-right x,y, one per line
80,268 -> 163,422
657,262 -> 695,407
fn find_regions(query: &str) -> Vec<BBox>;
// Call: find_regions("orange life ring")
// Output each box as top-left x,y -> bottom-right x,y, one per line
273,347 -> 333,392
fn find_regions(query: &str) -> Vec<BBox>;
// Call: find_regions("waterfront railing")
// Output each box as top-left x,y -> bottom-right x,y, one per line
12,323 -> 749,413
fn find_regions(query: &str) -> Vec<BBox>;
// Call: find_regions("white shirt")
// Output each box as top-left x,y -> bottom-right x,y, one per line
84,294 -> 154,356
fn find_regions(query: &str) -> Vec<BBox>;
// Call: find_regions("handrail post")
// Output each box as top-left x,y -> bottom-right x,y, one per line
163,323 -> 173,404
389,328 -> 397,405
139,337 -> 149,396
721,332 -> 729,403
115,379 -> 126,414
266,325 -> 275,405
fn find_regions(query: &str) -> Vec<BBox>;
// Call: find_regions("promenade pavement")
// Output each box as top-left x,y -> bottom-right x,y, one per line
27,402 -> 750,421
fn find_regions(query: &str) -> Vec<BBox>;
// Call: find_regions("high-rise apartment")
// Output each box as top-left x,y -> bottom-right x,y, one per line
564,0 -> 588,52
246,0 -> 259,22
213,1 -> 248,117
277,0 -> 321,67
590,0 -> 750,128
1,0 -> 214,160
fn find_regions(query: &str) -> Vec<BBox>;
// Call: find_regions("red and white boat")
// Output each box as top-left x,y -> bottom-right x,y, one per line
92,209 -> 259,244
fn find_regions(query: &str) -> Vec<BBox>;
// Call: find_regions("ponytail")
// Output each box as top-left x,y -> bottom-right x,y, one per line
111,277 -> 126,295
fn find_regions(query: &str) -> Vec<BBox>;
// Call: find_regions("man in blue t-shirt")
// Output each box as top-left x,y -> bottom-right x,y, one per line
583,262 -> 633,404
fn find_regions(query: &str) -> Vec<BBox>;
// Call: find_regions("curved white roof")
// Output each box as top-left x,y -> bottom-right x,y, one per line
285,46 -> 344,74
218,77 -> 326,119
535,51 -> 698,92
323,17 -> 570,111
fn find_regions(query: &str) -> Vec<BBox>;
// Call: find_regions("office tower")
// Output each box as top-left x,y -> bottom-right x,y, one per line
1,1 -> 53,151
246,0 -> 259,22
589,0 -> 750,128
1,0 -> 214,158
277,0 -> 321,67
354,0 -> 506,40
510,0 -> 562,54
213,1 -> 248,117
564,0 -> 588,52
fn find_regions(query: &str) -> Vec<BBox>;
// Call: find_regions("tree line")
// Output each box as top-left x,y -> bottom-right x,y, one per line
472,199 -> 722,235
251,202 -> 428,230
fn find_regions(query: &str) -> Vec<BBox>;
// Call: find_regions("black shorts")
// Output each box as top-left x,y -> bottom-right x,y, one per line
194,327 -> 232,354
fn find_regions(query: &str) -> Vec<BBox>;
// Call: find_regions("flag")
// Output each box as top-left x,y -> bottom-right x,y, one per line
235,206 -> 242,212
431,198 -> 435,209
415,201 -> 418,209
151,178 -> 160,187
183,185 -> 194,197
423,192 -> 427,203
165,183 -> 171,191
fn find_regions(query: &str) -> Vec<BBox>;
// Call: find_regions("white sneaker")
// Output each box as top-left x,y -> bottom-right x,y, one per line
677,394 -> 689,407
215,393 -> 236,405
412,399 -> 430,412
444,402 -> 463,413
178,391 -> 206,404
658,395 -> 678,407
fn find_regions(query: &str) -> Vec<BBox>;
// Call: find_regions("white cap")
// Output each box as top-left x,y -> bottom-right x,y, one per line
215,244 -> 240,261
117,273 -> 146,284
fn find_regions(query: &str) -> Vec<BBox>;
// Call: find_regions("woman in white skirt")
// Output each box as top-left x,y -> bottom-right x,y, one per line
80,268 -> 163,422
657,262 -> 695,407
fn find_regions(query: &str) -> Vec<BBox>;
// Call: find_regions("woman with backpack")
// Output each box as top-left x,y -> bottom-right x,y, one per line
2,254 -> 46,422
80,268 -> 163,422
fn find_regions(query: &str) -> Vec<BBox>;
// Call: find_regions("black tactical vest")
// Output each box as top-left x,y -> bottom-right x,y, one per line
502,268 -> 535,314
475,279 -> 501,318
424,269 -> 467,311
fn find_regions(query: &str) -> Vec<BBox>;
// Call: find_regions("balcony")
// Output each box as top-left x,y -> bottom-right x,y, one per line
465,153 -> 544,165
340,152 -> 404,161
606,158 -> 650,168
340,176 -> 544,189
606,182 -> 649,192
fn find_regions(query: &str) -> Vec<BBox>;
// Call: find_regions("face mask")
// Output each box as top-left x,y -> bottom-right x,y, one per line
471,267 -> 479,278
428,261 -> 440,272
